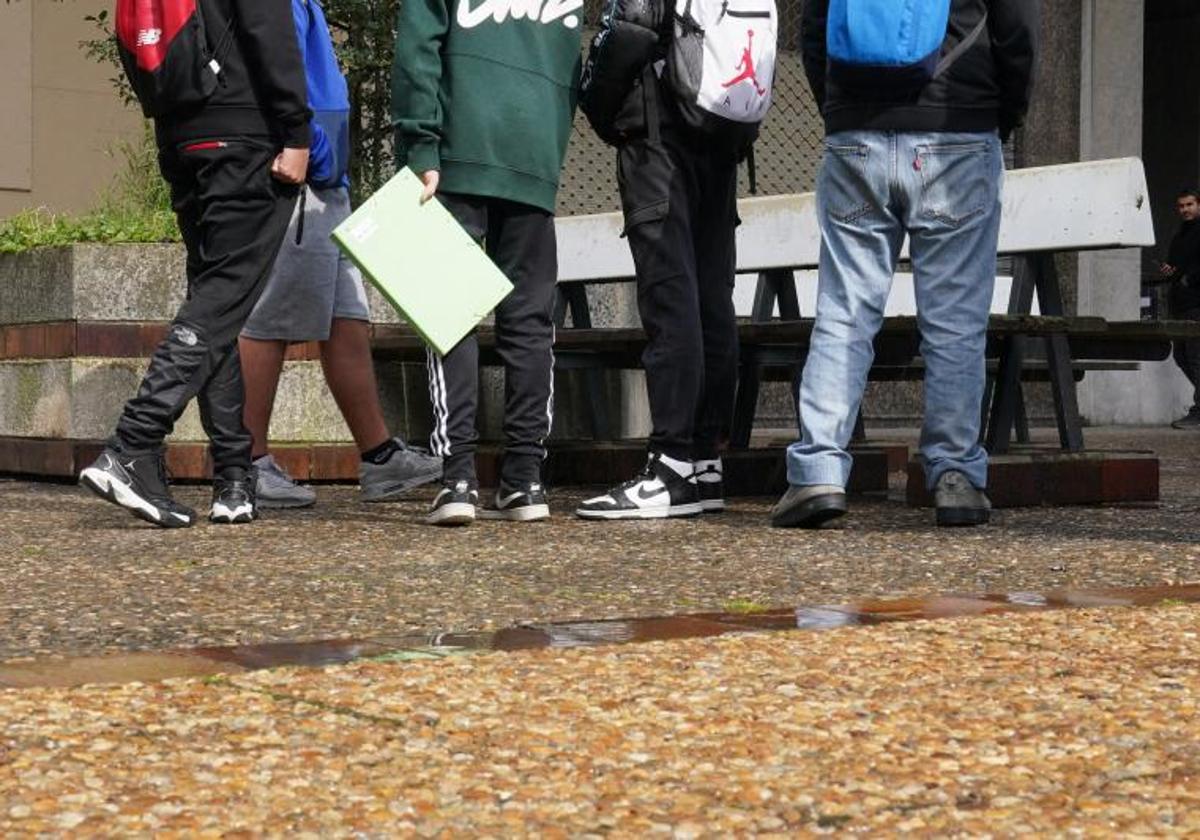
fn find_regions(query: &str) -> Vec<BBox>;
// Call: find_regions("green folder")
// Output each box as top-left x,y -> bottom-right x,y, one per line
331,168 -> 514,355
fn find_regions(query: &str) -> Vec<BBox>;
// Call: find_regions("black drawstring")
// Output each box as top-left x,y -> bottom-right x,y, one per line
295,187 -> 308,245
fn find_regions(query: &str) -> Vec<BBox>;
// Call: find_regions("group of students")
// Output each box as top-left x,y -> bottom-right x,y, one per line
80,0 -> 1038,532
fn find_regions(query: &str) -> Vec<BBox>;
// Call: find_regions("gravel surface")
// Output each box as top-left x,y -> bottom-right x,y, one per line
2,428 -> 1198,660
1,605 -> 1197,835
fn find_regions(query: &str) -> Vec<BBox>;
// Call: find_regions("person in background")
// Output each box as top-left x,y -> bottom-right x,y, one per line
1151,189 -> 1200,429
238,0 -> 442,508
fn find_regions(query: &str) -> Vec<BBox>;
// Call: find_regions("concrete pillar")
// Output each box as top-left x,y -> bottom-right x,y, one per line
1073,0 -> 1183,424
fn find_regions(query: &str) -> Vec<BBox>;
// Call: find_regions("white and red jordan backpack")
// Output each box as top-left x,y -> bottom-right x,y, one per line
667,0 -> 778,133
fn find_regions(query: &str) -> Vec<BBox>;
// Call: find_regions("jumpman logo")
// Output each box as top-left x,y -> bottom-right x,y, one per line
721,30 -> 767,96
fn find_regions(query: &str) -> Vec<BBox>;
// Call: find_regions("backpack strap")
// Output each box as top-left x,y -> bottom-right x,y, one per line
642,64 -> 662,144
933,12 -> 988,79
194,0 -> 236,76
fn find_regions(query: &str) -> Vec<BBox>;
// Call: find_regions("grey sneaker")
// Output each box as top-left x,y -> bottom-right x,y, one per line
254,454 -> 316,509
360,438 -> 443,502
1171,411 -> 1200,430
933,470 -> 991,527
770,484 -> 847,529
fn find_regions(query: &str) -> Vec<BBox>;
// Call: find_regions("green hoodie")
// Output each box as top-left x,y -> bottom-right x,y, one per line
391,0 -> 583,213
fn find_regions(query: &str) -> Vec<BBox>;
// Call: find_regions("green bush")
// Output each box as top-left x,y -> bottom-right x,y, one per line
0,123 -> 178,254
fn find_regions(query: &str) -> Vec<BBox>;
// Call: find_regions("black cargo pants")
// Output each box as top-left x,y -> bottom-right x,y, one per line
618,126 -> 740,462
111,136 -> 298,475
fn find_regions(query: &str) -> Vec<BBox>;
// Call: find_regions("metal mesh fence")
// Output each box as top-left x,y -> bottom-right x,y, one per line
557,0 -> 824,215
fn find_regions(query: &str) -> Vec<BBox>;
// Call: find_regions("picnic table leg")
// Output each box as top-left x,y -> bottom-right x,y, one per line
731,269 -> 797,448
1032,253 -> 1085,452
986,256 -> 1037,453
555,285 -> 612,441
1015,384 -> 1032,444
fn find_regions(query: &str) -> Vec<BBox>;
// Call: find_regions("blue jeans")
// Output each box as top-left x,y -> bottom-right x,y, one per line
787,130 -> 1003,491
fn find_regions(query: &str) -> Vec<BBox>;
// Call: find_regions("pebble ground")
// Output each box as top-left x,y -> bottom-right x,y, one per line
2,428 -> 1197,661
2,605 -> 1197,836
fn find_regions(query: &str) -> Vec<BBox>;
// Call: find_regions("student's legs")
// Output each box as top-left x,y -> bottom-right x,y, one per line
620,135 -> 705,462
113,138 -> 297,471
319,318 -> 391,452
486,201 -> 558,485
691,152 -> 740,461
787,131 -> 904,489
901,131 -> 1002,490
427,192 -> 489,483
237,337 -> 288,459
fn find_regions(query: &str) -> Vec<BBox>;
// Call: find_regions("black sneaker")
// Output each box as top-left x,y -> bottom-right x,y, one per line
210,467 -> 257,525
693,459 -> 725,513
576,453 -> 702,520
427,478 -> 479,526
79,447 -> 196,529
479,481 -> 550,522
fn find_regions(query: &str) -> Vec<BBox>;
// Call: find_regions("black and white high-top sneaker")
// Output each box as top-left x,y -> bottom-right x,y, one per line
479,481 -> 550,522
210,468 -> 257,525
427,478 -> 479,526
576,453 -> 702,520
693,459 -> 725,513
79,447 -> 196,529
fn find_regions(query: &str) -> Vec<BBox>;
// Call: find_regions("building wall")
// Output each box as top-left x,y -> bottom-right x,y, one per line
0,0 -> 142,219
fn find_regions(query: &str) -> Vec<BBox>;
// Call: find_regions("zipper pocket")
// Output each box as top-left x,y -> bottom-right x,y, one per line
719,1 -> 772,20
183,141 -> 229,153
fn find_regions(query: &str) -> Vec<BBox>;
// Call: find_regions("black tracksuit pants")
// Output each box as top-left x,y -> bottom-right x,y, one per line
111,136 -> 298,475
427,192 -> 558,486
618,128 -> 740,462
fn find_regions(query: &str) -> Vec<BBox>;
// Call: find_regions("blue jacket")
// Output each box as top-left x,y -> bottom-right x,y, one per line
292,0 -> 351,189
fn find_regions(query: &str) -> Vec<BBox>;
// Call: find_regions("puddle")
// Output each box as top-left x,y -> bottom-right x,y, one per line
2,584 -> 1197,689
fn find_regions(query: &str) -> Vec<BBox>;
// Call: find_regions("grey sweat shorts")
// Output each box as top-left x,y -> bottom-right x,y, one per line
242,185 -> 371,342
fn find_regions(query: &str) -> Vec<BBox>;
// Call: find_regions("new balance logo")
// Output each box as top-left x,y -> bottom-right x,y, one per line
136,28 -> 163,47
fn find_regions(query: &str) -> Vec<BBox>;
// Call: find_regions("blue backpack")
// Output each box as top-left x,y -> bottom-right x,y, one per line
826,0 -> 987,93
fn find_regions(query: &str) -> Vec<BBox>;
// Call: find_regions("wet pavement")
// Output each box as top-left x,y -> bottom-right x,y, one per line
2,427 -> 1199,661
2,604 -> 1197,835
2,583 -> 1198,689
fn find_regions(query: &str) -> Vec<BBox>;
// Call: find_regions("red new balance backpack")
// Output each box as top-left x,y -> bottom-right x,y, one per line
115,0 -> 232,118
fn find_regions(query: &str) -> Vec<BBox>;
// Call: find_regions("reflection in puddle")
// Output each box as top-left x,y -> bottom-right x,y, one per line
3,585 -> 1198,689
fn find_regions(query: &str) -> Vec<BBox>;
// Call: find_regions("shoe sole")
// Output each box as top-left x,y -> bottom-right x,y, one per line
478,504 -> 551,522
771,493 -> 847,529
936,507 -> 991,527
210,502 -> 256,525
361,468 -> 444,503
426,503 -> 476,526
575,502 -> 703,521
79,468 -> 193,529
700,499 -> 726,513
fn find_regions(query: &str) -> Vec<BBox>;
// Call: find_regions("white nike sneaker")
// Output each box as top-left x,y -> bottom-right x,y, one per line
575,453 -> 702,520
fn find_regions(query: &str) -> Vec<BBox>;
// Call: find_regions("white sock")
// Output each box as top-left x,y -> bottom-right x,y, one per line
656,452 -> 694,478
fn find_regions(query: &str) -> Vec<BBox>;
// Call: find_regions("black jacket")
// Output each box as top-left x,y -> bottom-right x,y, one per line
158,0 -> 312,149
801,0 -> 1038,141
1167,220 -> 1200,313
